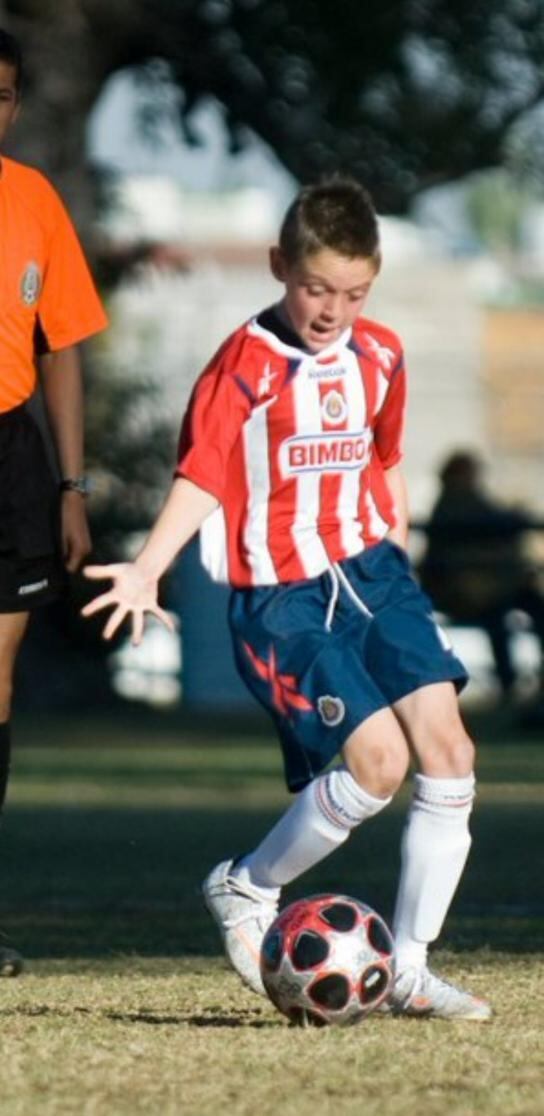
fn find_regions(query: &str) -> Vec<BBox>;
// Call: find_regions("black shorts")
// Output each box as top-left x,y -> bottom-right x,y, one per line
0,404 -> 65,613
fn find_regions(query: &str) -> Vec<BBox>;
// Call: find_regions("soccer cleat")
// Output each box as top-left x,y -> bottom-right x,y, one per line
0,946 -> 23,978
202,859 -> 279,996
389,966 -> 492,1021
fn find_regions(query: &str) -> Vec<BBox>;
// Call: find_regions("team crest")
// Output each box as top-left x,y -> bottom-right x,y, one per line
321,389 -> 347,425
20,262 -> 41,306
317,694 -> 345,727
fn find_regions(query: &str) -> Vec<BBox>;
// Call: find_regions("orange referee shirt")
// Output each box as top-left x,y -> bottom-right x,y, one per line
0,156 -> 107,413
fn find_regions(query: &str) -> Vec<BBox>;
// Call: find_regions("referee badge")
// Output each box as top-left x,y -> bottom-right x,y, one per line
20,261 -> 42,306
317,695 -> 345,727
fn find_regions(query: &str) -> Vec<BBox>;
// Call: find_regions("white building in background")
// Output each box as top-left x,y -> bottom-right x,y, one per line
98,175 -> 281,247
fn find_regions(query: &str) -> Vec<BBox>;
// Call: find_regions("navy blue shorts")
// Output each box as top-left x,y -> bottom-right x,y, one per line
229,540 -> 468,792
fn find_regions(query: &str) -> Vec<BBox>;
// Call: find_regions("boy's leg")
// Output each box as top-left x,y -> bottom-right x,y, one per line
0,613 -> 29,977
203,707 -> 408,994
238,706 -> 408,888
389,681 -> 491,1020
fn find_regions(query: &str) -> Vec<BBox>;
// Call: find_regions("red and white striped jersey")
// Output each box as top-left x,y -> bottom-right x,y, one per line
176,310 -> 406,586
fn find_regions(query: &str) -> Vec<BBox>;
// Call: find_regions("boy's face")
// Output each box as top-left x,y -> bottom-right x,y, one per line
0,61 -> 19,147
270,246 -> 378,353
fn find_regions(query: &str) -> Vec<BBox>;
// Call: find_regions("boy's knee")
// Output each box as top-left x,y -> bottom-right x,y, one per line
345,735 -> 409,799
418,725 -> 475,777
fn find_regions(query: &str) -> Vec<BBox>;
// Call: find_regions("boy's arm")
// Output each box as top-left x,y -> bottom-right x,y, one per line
82,477 -> 218,644
384,464 -> 409,549
39,346 -> 91,572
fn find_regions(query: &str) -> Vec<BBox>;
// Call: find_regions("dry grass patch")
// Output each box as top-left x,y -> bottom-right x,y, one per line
0,952 -> 542,1116
0,718 -> 542,1114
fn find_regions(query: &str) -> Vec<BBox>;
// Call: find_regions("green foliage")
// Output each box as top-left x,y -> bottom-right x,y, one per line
505,106 -> 544,196
4,0 -> 544,212
84,350 -> 175,564
464,164 -> 544,306
465,169 -> 532,254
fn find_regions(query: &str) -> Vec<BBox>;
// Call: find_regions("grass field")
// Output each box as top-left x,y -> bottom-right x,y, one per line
1,709 -> 543,1116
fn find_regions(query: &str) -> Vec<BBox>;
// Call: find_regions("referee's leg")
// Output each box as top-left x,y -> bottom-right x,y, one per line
0,611 -> 29,976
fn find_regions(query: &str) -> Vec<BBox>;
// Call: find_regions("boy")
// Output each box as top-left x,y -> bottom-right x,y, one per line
83,178 -> 491,1020
0,28 -> 107,974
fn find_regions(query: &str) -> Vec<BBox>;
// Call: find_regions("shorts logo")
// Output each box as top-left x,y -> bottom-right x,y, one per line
243,641 -> 313,717
317,695 -> 345,727
17,578 -> 49,596
321,389 -> 347,425
20,262 -> 42,306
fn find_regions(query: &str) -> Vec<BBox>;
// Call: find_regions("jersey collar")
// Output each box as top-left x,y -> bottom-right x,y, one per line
249,312 -> 353,362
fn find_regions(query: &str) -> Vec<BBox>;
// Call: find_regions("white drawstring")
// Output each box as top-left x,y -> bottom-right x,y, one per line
333,562 -> 373,616
325,566 -> 340,631
325,561 -> 373,631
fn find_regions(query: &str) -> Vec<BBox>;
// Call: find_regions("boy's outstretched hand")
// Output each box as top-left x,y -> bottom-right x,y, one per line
82,563 -> 175,645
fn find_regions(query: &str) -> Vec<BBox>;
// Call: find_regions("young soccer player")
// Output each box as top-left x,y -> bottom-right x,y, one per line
0,28 -> 107,974
83,177 -> 491,1021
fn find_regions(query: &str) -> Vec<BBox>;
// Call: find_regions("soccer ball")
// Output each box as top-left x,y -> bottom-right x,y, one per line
260,893 -> 394,1027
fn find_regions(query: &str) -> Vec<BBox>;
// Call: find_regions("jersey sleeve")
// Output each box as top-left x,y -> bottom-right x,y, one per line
176,332 -> 254,503
373,354 -> 407,470
36,187 -> 108,351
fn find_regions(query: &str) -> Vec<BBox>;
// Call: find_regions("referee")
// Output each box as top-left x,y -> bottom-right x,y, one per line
0,28 -> 107,974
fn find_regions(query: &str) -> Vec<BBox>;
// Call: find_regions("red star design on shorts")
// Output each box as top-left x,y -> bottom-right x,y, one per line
243,642 -> 313,716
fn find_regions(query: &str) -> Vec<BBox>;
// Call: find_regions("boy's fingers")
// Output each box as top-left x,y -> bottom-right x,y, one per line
152,606 -> 176,632
81,592 -> 117,618
83,564 -> 124,580
131,611 -> 144,646
103,605 -> 127,641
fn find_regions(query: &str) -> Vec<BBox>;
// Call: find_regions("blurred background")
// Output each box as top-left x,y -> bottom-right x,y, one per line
3,0 -> 544,721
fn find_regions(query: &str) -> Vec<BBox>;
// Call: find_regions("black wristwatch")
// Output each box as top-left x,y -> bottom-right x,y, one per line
59,476 -> 90,496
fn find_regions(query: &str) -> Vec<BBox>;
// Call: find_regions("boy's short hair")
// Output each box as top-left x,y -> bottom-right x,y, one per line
0,28 -> 23,95
279,176 -> 380,267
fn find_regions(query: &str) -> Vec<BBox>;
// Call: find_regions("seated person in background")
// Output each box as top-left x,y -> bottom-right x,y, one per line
419,451 -> 544,698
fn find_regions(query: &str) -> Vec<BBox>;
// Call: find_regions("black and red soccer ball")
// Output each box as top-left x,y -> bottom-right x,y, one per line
260,893 -> 394,1026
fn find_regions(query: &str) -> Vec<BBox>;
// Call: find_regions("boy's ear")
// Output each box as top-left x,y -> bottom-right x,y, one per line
269,246 -> 287,282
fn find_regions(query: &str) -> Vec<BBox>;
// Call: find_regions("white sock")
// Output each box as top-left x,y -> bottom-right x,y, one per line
393,772 -> 475,973
233,766 -> 391,890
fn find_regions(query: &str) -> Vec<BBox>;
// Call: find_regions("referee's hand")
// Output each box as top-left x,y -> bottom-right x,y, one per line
61,492 -> 92,573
